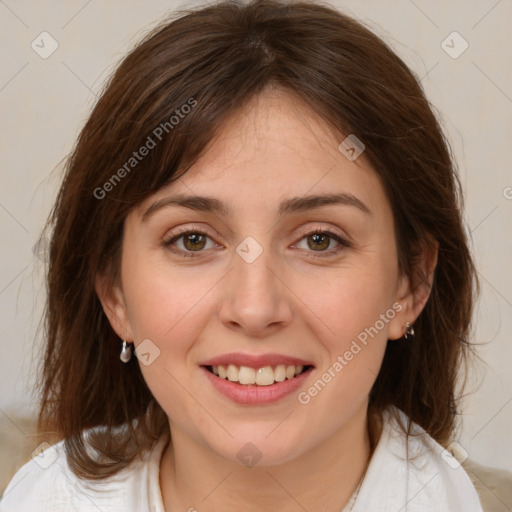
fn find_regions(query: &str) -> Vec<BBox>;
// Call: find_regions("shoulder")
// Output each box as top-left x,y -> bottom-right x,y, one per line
1,437 -> 87,511
353,406 -> 484,512
392,408 -> 482,510
0,428 -> 165,512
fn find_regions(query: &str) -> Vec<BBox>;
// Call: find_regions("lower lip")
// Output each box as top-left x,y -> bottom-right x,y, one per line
201,366 -> 314,405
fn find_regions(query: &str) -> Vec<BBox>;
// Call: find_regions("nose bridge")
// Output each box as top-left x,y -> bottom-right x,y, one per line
234,233 -> 280,301
218,233 -> 292,333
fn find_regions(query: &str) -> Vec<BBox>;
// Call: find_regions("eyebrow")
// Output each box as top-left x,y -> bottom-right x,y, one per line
141,192 -> 372,222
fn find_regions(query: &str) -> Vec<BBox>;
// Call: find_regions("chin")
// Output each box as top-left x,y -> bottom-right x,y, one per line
209,430 -> 309,468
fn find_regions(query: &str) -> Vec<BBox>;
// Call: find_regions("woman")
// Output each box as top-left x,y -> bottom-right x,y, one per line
0,0 -> 483,510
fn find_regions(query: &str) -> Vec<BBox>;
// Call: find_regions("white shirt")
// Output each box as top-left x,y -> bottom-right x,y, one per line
0,406 -> 483,512
346,407 -> 483,512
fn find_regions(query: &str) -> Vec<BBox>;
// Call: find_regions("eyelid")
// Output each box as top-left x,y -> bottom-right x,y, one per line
294,223 -> 349,243
292,224 -> 351,255
163,224 -> 222,252
163,222 -> 351,257
164,224 -> 217,239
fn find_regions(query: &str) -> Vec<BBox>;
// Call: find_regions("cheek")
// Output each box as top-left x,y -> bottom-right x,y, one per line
120,256 -> 214,422
122,253 -> 215,342
295,269 -> 392,419
293,259 -> 397,344
290,258 -> 397,411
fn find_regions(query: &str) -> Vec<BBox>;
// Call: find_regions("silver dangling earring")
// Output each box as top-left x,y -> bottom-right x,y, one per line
404,321 -> 415,340
120,340 -> 133,363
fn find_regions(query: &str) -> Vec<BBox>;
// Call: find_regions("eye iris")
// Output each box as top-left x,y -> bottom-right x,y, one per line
176,231 -> 336,253
307,233 -> 329,251
184,233 -> 206,251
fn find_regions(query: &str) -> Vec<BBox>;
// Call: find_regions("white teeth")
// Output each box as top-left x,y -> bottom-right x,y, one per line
227,364 -> 238,382
210,364 -> 307,385
238,366 -> 256,385
256,366 -> 274,386
285,365 -> 296,379
274,364 -> 286,382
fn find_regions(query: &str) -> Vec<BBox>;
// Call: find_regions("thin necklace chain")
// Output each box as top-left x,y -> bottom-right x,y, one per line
346,451 -> 372,512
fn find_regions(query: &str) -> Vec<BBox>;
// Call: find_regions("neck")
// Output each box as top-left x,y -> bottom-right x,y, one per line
160,402 -> 377,512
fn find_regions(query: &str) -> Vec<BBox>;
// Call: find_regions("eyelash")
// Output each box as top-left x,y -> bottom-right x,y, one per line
163,225 -> 351,259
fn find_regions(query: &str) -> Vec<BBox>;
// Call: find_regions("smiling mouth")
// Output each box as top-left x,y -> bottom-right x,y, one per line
204,364 -> 313,386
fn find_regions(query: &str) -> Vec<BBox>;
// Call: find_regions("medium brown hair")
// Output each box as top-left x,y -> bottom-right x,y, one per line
36,0 -> 480,480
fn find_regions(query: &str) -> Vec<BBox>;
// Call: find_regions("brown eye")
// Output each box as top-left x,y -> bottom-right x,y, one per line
306,232 -> 331,251
164,230 -> 217,257
182,232 -> 207,251
295,229 -> 350,256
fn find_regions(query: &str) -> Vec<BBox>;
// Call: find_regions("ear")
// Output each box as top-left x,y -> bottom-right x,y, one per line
388,236 -> 439,340
95,272 -> 134,341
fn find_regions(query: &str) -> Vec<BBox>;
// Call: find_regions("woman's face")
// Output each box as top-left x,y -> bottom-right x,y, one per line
101,87 -> 418,466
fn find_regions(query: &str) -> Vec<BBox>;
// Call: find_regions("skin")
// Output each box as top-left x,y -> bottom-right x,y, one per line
97,86 -> 438,511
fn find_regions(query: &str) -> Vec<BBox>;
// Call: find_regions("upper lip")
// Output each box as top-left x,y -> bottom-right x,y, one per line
200,352 -> 314,368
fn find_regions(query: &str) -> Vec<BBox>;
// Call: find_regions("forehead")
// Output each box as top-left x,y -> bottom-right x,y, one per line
135,88 -> 389,222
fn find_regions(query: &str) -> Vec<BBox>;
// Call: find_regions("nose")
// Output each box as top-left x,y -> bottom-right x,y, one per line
217,236 -> 293,338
